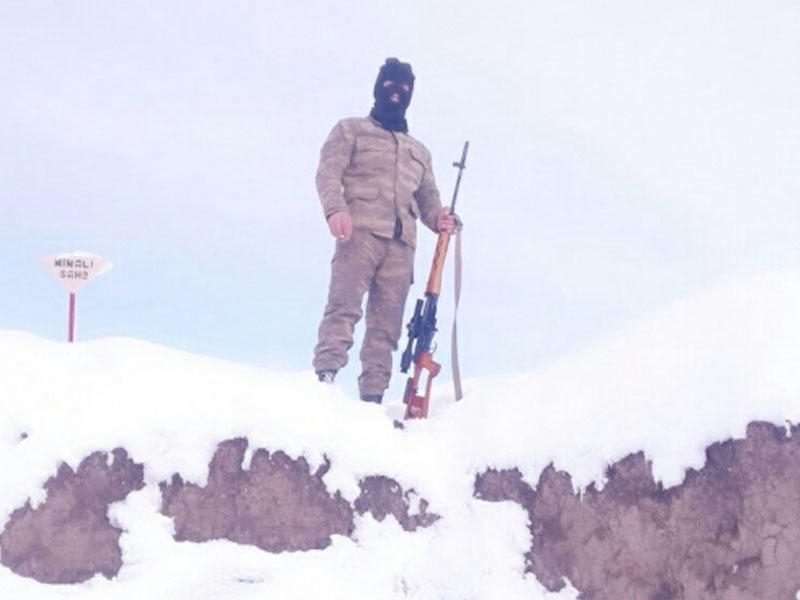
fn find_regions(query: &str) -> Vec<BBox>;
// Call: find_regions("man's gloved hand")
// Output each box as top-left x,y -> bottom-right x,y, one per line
436,207 -> 462,234
327,211 -> 353,242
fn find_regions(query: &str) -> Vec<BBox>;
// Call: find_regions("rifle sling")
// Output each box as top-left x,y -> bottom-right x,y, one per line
450,228 -> 463,401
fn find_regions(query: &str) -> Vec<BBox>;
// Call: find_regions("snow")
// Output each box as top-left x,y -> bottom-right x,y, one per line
2,266 -> 800,598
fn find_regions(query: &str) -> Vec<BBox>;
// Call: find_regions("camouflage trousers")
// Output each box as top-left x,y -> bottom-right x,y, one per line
313,228 -> 414,397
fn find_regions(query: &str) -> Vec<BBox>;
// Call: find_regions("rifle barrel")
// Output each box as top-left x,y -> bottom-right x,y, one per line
449,141 -> 469,213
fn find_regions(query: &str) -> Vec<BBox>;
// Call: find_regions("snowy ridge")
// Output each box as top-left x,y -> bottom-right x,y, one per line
1,266 -> 800,599
456,266 -> 800,490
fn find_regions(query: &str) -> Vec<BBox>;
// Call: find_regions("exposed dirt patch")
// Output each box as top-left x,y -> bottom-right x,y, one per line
160,437 -> 354,551
159,438 -> 438,552
0,448 -> 144,584
475,421 -> 800,600
0,438 -> 440,585
9,423 -> 800,596
354,475 -> 440,530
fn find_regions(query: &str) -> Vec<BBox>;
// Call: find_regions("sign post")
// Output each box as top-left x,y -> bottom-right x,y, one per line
42,251 -> 112,342
68,291 -> 76,342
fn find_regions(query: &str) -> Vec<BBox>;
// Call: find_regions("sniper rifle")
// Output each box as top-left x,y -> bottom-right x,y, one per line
400,141 -> 469,419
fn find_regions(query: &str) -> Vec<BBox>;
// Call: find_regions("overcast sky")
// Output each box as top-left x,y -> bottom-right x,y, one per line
2,1 -> 798,399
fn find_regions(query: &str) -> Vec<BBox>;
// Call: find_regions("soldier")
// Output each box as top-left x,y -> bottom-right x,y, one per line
313,58 -> 456,404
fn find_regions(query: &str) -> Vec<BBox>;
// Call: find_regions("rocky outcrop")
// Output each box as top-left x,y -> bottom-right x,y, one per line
475,421 -> 800,600
0,448 -> 144,584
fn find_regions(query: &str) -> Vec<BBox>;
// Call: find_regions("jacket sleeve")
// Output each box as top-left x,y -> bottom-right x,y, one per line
316,121 -> 355,219
413,146 -> 442,233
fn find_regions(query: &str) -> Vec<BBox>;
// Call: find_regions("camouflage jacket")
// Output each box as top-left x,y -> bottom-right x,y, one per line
316,116 -> 442,248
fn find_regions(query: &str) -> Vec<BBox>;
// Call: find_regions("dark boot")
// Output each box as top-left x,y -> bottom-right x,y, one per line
316,370 -> 337,383
360,394 -> 383,404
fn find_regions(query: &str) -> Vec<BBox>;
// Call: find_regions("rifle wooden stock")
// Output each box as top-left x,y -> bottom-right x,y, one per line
424,140 -> 467,296
425,231 -> 451,296
403,351 -> 441,419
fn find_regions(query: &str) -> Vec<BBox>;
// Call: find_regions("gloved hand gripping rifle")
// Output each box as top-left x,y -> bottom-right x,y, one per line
400,141 -> 469,419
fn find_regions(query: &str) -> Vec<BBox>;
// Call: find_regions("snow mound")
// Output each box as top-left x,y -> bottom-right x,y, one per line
1,266 -> 799,599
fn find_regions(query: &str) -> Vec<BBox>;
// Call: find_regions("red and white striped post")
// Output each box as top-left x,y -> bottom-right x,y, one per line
43,252 -> 112,343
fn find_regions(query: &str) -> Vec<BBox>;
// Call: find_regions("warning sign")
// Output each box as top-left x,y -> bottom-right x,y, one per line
43,252 -> 112,293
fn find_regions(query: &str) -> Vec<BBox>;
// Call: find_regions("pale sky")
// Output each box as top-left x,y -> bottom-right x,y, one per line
2,0 -> 798,399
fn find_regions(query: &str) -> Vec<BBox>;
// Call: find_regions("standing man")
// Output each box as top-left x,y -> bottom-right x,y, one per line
313,58 -> 456,404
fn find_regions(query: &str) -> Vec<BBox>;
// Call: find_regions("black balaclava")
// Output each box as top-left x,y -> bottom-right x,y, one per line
369,57 -> 415,133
